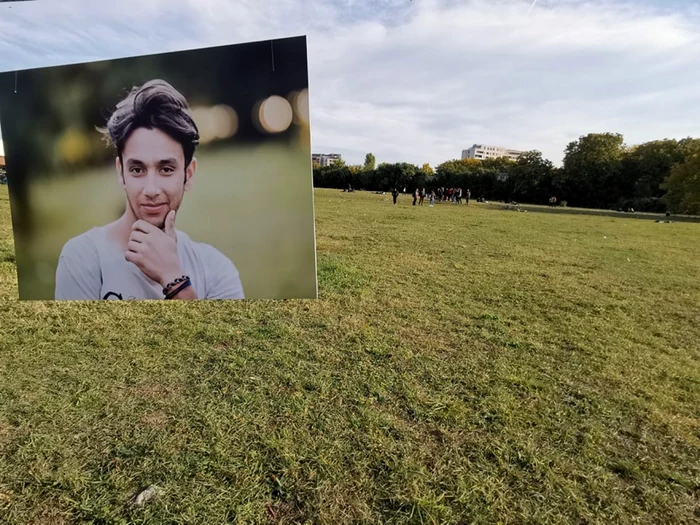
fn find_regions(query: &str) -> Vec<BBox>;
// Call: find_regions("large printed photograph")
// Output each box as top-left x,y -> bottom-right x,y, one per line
0,35 -> 317,300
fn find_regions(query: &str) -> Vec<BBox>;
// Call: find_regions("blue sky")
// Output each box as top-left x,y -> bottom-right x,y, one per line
1,0 -> 700,166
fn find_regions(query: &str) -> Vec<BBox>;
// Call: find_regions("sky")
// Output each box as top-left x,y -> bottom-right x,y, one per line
1,0 -> 699,166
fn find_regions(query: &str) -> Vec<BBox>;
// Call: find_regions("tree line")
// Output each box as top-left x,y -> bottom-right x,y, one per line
312,133 -> 700,215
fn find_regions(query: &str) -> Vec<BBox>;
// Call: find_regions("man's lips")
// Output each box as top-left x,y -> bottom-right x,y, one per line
141,203 -> 167,213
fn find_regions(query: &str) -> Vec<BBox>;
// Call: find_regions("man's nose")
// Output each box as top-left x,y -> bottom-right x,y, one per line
143,171 -> 161,196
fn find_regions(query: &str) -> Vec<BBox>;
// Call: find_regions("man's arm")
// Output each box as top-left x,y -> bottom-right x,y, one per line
55,250 -> 102,300
160,244 -> 244,301
164,276 -> 198,300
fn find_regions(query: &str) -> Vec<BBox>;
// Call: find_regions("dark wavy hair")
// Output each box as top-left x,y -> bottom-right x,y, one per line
98,79 -> 199,168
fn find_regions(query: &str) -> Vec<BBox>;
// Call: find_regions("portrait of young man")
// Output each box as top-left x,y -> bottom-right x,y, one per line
54,79 -> 245,301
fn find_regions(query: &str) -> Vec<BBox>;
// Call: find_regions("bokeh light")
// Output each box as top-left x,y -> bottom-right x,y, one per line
213,105 -> 238,139
191,104 -> 238,145
288,91 -> 299,123
57,128 -> 91,165
289,88 -> 309,126
257,95 -> 293,134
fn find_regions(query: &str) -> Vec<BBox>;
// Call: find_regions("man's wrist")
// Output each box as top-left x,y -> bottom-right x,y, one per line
160,270 -> 186,289
165,278 -> 192,299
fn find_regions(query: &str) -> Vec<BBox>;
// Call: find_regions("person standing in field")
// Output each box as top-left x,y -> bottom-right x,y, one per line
419,187 -> 426,206
392,187 -> 399,205
413,188 -> 418,206
429,190 -> 435,207
466,188 -> 471,206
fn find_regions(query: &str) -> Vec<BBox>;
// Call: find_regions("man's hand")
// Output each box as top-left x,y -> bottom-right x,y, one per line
125,210 -> 184,288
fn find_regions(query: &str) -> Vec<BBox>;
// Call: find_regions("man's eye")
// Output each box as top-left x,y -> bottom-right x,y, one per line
130,168 -> 144,174
162,167 -> 174,174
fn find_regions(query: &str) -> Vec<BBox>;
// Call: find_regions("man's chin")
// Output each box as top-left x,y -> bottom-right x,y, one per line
141,216 -> 166,229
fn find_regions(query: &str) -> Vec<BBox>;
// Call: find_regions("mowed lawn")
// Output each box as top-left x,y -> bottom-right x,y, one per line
0,187 -> 699,524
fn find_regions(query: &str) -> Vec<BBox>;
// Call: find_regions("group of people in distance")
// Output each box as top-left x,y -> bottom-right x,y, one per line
391,187 -> 472,207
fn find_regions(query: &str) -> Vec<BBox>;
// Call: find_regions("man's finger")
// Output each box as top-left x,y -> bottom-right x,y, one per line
126,240 -> 143,253
125,250 -> 140,263
128,231 -> 148,244
164,210 -> 176,238
132,220 -> 157,234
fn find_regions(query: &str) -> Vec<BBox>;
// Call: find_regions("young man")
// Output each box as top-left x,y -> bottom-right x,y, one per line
392,187 -> 399,205
55,79 -> 245,301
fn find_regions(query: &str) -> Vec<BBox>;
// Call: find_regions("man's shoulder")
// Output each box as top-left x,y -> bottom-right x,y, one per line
177,231 -> 234,264
176,230 -> 243,298
60,227 -> 103,259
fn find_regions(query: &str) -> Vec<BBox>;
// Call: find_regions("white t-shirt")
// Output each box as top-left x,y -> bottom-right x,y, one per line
55,226 -> 244,300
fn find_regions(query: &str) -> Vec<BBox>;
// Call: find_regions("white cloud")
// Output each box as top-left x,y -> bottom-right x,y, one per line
0,0 -> 699,166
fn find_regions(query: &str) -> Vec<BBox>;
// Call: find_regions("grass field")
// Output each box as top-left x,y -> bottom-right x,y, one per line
0,187 -> 699,524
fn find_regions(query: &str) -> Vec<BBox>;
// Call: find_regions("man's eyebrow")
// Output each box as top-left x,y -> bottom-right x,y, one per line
125,158 -> 145,166
157,158 -> 179,165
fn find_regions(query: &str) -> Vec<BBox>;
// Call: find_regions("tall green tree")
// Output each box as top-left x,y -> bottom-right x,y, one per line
622,139 -> 685,208
560,132 -> 626,208
678,137 -> 700,156
661,147 -> 700,214
363,153 -> 376,171
375,162 -> 417,191
435,158 -> 481,186
511,150 -> 555,204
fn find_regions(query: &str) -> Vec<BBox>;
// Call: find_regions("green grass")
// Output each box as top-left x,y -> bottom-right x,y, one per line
0,187 -> 699,524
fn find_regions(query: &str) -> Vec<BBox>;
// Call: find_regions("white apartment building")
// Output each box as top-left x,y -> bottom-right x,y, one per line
312,153 -> 342,167
462,144 -> 523,162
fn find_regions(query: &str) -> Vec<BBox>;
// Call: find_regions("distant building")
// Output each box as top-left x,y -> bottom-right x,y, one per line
462,144 -> 523,162
312,153 -> 342,167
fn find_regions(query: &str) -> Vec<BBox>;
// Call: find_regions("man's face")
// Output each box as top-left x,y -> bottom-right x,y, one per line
117,127 -> 196,229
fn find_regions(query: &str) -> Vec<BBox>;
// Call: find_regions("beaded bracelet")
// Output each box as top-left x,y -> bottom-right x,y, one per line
162,275 -> 189,296
165,278 -> 192,300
